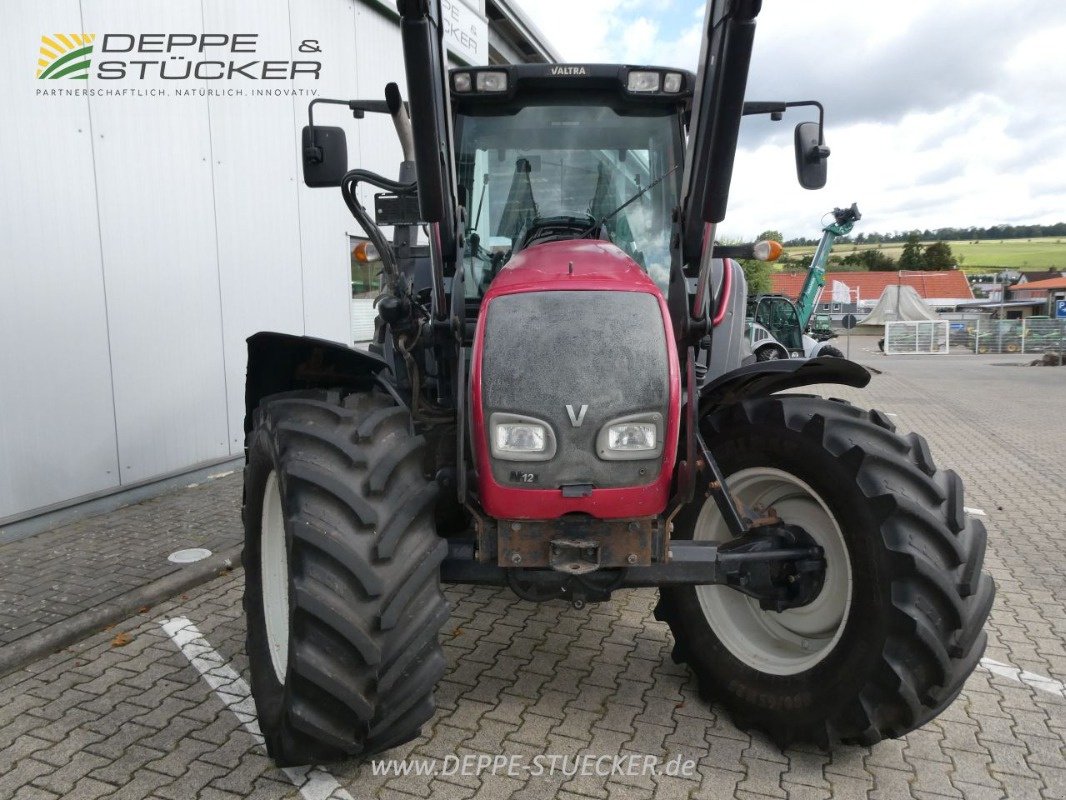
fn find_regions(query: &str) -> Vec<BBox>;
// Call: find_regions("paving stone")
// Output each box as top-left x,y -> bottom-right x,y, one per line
58,776 -> 119,800
0,473 -> 242,651
87,743 -> 168,787
156,756 -> 242,798
0,758 -> 54,799
11,785 -> 60,800
736,756 -> 787,798
30,751 -> 110,796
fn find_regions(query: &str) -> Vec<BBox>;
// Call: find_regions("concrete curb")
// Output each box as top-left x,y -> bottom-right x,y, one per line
0,544 -> 244,678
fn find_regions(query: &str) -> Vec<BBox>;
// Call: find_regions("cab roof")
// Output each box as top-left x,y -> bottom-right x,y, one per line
449,63 -> 695,111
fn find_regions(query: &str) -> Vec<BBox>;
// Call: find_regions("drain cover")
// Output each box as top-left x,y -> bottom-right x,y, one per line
168,548 -> 213,564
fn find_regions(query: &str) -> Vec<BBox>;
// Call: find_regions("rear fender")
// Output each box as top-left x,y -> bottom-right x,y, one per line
697,357 -> 870,417
244,332 -> 388,435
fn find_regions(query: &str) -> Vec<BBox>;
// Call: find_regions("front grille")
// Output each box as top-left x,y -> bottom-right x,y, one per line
481,290 -> 670,489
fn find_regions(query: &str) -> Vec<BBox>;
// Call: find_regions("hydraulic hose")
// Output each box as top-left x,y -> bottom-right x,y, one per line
340,169 -> 415,290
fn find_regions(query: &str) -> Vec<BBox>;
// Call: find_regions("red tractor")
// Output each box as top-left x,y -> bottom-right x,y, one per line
241,0 -> 993,766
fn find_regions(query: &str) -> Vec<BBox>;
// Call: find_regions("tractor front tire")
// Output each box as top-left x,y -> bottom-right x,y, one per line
817,344 -> 845,358
243,389 -> 449,766
756,344 -> 789,362
656,396 -> 994,747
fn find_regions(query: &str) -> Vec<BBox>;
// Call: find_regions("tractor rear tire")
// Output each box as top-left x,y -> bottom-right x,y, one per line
817,344 -> 845,358
655,395 -> 994,747
243,389 -> 449,766
756,344 -> 789,361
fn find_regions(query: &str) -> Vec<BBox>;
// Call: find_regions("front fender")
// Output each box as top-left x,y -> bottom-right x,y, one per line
244,332 -> 388,435
698,356 -> 870,416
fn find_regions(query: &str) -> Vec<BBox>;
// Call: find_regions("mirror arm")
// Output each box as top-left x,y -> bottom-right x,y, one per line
743,99 -> 825,140
305,97 -> 405,163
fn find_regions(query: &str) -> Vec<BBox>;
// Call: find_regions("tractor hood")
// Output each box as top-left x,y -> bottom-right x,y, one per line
470,239 -> 680,519
487,239 -> 662,295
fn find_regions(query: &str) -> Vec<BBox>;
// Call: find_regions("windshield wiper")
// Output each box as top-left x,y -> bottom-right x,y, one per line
581,164 -> 679,238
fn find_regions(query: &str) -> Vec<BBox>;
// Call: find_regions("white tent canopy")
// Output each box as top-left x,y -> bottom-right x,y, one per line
859,284 -> 939,325
830,280 -> 851,304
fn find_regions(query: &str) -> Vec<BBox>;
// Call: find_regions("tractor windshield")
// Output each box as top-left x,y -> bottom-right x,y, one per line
456,104 -> 682,296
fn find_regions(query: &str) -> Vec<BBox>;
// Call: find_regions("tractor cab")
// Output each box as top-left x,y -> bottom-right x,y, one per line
748,294 -> 805,356
451,65 -> 692,297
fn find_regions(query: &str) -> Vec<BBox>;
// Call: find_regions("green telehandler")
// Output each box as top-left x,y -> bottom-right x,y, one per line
747,204 -> 860,360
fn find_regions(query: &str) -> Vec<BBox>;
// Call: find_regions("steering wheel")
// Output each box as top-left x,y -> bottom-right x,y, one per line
514,215 -> 604,252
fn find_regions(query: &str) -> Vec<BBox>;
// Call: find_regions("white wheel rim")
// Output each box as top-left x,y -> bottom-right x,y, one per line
693,467 -> 852,675
261,470 -> 290,684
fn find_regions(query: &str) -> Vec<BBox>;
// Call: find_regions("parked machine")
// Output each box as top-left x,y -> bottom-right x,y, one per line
241,0 -> 993,766
810,313 -> 836,339
747,203 -> 860,360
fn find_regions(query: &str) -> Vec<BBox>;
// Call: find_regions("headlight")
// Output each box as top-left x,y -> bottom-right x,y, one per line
597,413 -> 663,460
496,424 -> 545,453
607,423 -> 656,451
475,71 -> 508,92
662,72 -> 683,93
453,72 -> 472,92
626,70 -> 661,92
489,413 -> 556,461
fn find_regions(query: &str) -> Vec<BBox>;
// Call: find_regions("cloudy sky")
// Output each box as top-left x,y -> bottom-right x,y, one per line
516,0 -> 1066,240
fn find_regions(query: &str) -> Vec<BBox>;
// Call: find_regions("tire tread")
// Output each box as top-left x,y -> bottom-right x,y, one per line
655,395 -> 994,747
243,389 -> 448,766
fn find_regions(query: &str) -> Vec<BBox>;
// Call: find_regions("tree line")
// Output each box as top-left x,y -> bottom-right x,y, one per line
833,235 -> 955,272
773,232 -> 957,273
742,230 -> 954,285
783,221 -> 1066,247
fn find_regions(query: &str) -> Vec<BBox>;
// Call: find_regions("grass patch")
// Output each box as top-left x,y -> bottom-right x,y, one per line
783,237 -> 1066,271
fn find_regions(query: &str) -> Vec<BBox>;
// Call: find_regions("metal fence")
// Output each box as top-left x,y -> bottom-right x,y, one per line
949,317 -> 1066,355
884,320 -> 950,355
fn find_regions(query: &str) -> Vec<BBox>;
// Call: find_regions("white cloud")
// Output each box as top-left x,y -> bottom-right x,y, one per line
620,17 -> 659,64
515,0 -> 1066,238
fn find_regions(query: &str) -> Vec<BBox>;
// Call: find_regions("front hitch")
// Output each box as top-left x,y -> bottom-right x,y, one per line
443,432 -> 828,611
441,527 -> 827,612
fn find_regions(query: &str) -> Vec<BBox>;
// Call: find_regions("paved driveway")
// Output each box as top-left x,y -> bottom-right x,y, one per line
1,355 -> 1064,800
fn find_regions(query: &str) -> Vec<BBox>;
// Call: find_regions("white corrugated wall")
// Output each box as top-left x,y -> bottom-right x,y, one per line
0,0 -> 427,521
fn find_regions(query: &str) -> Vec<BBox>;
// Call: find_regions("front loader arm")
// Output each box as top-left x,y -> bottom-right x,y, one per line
398,0 -> 462,321
681,0 -> 761,328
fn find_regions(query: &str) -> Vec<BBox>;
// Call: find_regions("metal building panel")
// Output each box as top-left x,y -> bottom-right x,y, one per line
81,0 -> 230,483
202,0 -> 307,454
351,299 -> 377,342
0,1 -> 121,519
289,0 -> 365,343
352,4 -> 408,204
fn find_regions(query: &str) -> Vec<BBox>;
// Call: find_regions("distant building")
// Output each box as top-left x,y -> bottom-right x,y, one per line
955,273 -> 1066,319
1007,276 -> 1066,317
1015,269 -> 1066,284
770,270 -> 975,318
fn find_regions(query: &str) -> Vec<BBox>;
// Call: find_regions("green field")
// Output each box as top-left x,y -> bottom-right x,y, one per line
783,236 -> 1066,271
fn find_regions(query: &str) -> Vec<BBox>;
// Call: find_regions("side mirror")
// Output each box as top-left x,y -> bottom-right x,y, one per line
301,125 -> 348,187
794,121 -> 829,190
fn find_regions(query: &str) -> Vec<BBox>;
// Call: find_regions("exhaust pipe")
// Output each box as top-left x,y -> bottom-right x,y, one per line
385,82 -> 416,164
